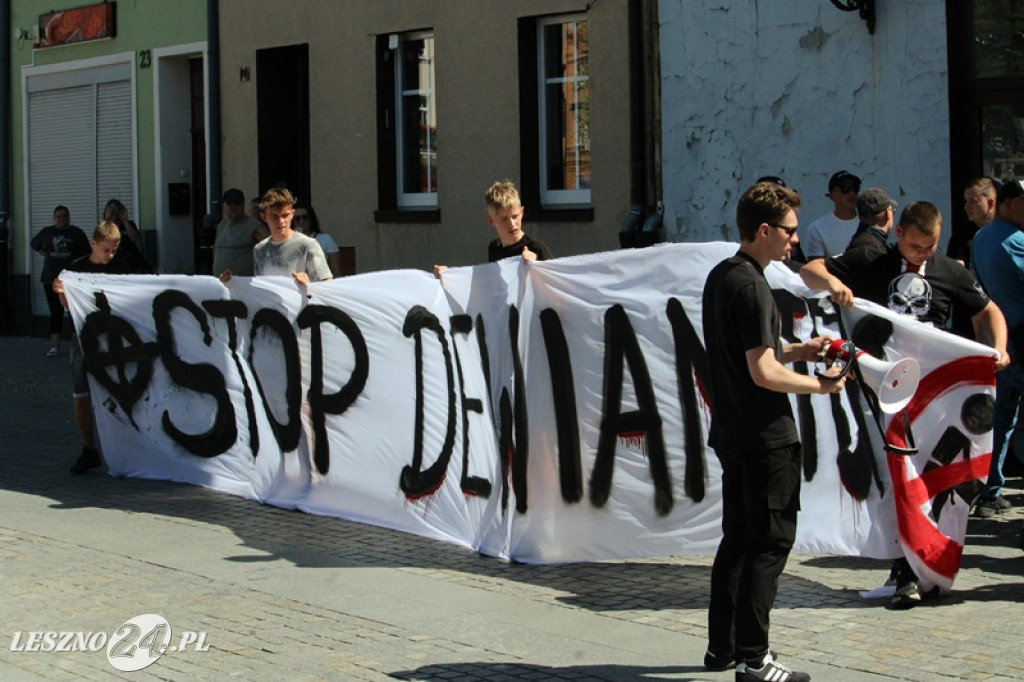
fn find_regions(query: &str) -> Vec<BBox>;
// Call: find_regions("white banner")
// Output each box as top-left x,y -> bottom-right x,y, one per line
63,242 -> 995,588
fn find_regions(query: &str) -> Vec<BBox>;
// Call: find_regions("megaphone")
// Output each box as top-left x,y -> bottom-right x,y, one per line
816,339 -> 920,413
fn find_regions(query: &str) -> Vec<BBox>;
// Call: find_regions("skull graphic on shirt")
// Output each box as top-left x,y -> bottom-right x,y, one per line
888,273 -> 932,319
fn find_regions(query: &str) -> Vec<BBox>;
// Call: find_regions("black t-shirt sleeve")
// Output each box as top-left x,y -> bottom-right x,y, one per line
529,236 -> 552,261
65,254 -> 94,274
945,258 -> 990,318
824,244 -> 877,289
30,227 -> 50,252
736,280 -> 778,355
487,239 -> 501,263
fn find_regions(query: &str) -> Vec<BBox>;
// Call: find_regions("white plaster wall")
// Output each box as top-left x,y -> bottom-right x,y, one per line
659,0 -> 951,246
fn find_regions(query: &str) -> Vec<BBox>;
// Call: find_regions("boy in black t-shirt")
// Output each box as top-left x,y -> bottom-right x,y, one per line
482,180 -> 551,263
433,180 -> 551,277
53,221 -> 150,474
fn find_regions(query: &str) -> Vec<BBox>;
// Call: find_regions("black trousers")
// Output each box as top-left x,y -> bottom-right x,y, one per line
707,442 -> 801,664
43,281 -> 66,336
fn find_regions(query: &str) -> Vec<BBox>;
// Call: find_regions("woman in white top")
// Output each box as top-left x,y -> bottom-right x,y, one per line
293,203 -> 343,277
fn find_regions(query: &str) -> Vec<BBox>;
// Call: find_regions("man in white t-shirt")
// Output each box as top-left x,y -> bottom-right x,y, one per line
219,188 -> 332,284
253,188 -> 332,283
802,170 -> 861,260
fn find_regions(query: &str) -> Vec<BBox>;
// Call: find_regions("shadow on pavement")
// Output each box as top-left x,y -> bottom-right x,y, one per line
390,662 -> 699,681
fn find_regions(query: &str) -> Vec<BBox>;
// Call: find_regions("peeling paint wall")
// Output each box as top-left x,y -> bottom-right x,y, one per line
659,1 -> 950,245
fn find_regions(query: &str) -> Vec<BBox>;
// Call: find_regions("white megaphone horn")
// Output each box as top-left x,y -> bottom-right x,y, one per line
816,339 -> 920,413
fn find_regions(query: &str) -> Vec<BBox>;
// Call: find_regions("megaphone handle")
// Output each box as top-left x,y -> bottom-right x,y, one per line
815,337 -> 852,380
815,357 -> 853,381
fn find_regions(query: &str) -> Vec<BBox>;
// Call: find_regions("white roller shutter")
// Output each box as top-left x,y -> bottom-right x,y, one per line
96,80 -> 135,222
27,87 -> 96,314
26,63 -> 134,316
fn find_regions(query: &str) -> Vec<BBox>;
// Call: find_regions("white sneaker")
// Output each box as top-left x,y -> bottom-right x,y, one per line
735,653 -> 810,682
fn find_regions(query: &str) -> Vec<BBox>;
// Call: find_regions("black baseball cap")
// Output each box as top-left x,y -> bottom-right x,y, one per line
757,175 -> 788,188
997,178 -> 1024,203
856,188 -> 897,218
222,188 -> 245,204
828,170 -> 861,191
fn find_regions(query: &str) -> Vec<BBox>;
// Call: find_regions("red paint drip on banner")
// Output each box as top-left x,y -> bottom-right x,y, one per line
619,431 -> 648,456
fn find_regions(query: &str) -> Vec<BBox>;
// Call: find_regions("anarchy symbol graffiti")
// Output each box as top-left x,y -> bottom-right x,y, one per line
78,292 -> 159,428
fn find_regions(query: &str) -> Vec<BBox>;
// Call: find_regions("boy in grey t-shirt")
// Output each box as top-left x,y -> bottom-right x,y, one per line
220,187 -> 332,284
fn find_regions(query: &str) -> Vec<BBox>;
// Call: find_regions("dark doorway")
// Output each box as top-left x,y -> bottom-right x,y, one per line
190,57 -> 209,273
947,1 -> 1024,248
256,44 -> 312,204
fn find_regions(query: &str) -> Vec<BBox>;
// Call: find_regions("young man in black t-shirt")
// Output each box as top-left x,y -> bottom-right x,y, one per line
482,180 -> 551,263
53,221 -> 151,474
433,180 -> 551,277
702,182 -> 845,682
800,201 -> 1009,609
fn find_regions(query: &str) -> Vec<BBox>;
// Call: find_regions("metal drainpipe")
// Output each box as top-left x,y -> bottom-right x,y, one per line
642,0 -> 662,237
620,0 -> 663,248
619,0 -> 647,247
640,0 -> 663,243
0,1 -> 12,333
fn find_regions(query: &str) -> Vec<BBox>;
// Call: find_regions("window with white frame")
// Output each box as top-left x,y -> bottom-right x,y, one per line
538,15 -> 590,207
395,31 -> 437,208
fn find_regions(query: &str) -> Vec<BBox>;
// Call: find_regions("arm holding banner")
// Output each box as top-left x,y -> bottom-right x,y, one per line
971,300 -> 1010,371
52,276 -> 68,309
799,258 -> 854,306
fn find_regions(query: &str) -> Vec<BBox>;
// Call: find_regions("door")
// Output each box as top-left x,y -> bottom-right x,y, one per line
256,44 -> 311,204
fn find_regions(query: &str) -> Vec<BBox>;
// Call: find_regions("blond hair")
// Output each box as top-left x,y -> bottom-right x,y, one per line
92,220 -> 122,243
965,176 -> 998,199
485,180 -> 521,214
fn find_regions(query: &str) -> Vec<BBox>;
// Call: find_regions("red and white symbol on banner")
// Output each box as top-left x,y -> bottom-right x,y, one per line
884,356 -> 995,590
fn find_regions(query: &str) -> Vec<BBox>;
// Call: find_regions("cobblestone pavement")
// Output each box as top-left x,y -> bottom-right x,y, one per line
1,334 -> 1022,681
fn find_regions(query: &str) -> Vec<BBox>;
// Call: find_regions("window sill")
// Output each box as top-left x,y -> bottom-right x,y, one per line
373,209 -> 441,224
525,207 -> 594,223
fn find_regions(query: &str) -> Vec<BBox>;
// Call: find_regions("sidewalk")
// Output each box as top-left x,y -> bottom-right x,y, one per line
1,334 -> 1022,681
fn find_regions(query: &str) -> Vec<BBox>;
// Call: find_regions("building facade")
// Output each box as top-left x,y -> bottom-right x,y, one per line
5,0 -> 207,332
659,0 -> 1024,250
216,0 -> 640,273
5,1 -> 1022,335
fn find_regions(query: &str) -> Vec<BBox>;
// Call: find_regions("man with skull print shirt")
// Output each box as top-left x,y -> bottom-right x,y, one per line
800,200 -> 1009,609
802,201 -> 1008,337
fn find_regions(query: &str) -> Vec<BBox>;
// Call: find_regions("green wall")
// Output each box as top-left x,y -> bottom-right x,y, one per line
8,0 -> 207,275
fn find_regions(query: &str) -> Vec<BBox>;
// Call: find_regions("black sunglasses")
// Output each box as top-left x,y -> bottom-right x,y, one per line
769,222 -> 799,237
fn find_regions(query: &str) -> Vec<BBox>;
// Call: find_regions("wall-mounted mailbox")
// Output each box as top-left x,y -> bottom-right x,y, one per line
168,183 -> 191,216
